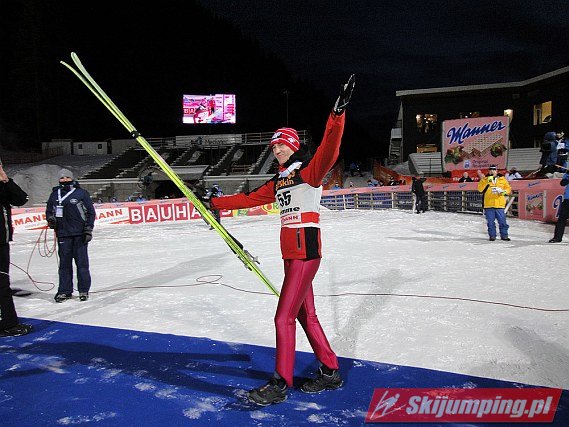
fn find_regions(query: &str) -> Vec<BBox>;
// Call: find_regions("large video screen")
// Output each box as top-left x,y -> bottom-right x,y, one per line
182,94 -> 236,124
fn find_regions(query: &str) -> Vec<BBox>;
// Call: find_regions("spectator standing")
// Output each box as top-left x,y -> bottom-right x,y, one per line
458,172 -> 473,182
505,168 -> 522,181
539,132 -> 558,175
46,169 -> 96,302
349,162 -> 357,177
0,164 -> 32,337
204,183 -> 223,228
548,170 -> 569,243
556,131 -> 567,170
411,176 -> 427,213
477,166 -> 511,241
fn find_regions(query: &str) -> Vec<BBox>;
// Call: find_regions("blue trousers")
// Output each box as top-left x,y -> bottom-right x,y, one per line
57,236 -> 91,295
484,208 -> 509,238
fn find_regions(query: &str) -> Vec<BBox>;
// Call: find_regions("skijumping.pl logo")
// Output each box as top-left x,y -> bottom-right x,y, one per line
365,388 -> 561,423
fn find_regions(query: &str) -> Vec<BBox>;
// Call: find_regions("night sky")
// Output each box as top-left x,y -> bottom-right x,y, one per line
2,0 -> 569,161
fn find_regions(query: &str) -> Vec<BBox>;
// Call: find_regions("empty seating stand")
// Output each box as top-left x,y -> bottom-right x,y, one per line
408,152 -> 443,176
505,148 -> 541,174
82,147 -> 148,179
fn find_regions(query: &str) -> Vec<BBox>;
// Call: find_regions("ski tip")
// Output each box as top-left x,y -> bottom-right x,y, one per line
60,61 -> 74,70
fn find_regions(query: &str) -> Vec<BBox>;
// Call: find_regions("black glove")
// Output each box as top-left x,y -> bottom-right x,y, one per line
83,226 -> 93,244
333,74 -> 355,116
47,216 -> 57,229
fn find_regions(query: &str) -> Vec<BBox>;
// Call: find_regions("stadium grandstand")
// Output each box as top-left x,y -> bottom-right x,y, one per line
40,130 -> 312,202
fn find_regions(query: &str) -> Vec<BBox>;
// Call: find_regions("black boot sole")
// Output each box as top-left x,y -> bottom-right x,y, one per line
247,393 -> 287,406
300,380 -> 344,394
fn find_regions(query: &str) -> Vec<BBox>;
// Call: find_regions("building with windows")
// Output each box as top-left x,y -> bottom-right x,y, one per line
390,66 -> 569,162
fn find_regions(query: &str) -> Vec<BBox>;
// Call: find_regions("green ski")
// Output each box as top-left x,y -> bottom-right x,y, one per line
61,52 -> 279,297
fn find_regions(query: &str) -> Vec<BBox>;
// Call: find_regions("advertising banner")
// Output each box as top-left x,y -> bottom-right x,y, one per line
442,116 -> 509,172
12,199 -> 279,232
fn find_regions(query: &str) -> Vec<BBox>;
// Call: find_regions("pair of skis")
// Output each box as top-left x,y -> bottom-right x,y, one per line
60,52 -> 279,297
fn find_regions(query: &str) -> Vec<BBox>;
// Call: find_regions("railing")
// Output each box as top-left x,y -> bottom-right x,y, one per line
321,189 -> 520,217
145,130 -> 311,150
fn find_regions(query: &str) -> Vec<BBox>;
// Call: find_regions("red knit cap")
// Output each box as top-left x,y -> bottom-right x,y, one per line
270,127 -> 300,152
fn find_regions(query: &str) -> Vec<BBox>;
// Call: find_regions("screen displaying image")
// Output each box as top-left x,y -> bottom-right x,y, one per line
182,94 -> 236,124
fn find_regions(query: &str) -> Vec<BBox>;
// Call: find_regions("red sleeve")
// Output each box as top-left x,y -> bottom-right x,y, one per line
301,112 -> 345,186
210,179 -> 276,210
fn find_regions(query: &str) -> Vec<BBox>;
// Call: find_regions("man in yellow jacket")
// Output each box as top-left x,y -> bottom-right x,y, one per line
477,165 -> 512,241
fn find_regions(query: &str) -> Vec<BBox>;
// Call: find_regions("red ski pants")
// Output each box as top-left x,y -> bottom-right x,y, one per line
275,258 -> 338,386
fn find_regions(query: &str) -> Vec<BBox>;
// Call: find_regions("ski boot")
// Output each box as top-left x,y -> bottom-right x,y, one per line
0,323 -> 32,337
300,367 -> 343,393
248,377 -> 288,406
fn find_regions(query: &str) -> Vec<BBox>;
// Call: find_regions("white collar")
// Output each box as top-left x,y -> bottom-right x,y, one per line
279,161 -> 302,178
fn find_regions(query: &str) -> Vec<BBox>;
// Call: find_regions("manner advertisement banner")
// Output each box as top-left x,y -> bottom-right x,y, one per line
442,116 -> 509,172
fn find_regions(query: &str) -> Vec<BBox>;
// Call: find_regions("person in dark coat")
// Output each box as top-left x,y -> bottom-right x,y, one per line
204,183 -> 223,228
411,176 -> 427,213
549,170 -> 569,243
46,169 -> 96,302
458,172 -> 473,182
0,164 -> 32,337
539,131 -> 558,175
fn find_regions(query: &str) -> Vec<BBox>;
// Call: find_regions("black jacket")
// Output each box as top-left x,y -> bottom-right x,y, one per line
411,178 -> 426,196
0,179 -> 29,243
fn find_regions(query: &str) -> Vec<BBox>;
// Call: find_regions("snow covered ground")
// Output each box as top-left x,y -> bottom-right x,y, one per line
9,207 -> 569,391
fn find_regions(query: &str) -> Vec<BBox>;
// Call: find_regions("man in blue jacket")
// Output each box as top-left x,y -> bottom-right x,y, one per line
549,171 -> 569,243
46,169 -> 96,302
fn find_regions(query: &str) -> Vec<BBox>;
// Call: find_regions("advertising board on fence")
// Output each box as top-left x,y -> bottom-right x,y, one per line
10,180 -> 566,233
12,199 -> 280,232
442,116 -> 509,173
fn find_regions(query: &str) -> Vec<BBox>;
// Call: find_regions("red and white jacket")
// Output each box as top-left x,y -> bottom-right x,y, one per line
211,112 -> 345,259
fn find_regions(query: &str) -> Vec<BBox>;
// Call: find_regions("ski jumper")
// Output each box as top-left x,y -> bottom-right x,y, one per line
211,112 -> 344,386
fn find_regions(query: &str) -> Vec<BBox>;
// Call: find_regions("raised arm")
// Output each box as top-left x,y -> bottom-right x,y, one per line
301,75 -> 355,186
